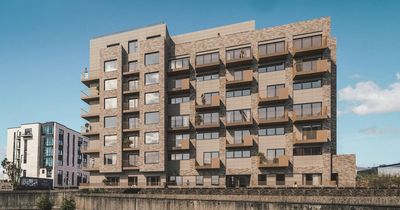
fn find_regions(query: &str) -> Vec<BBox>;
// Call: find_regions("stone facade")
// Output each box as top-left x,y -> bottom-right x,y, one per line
80,17 -> 356,188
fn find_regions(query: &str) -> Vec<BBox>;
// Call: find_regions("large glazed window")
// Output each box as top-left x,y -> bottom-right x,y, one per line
145,72 -> 159,85
104,135 -> 117,147
145,52 -> 159,65
104,79 -> 117,91
145,151 -> 159,164
145,92 -> 159,105
104,116 -> 117,128
145,132 -> 159,144
104,97 -> 117,109
128,40 -> 138,53
104,153 -> 117,165
104,60 -> 117,72
145,112 -> 159,124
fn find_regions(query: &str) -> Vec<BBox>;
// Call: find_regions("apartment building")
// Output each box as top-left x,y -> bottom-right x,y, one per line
80,17 -> 356,188
6,122 -> 89,188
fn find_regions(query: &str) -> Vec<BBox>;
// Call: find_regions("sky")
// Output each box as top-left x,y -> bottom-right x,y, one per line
0,0 -> 399,168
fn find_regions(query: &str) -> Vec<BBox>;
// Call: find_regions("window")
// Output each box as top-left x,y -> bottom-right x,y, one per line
126,79 -> 139,91
128,98 -> 139,109
196,112 -> 219,126
267,149 -> 285,160
128,176 -> 138,186
267,84 -> 285,98
146,176 -> 160,186
145,92 -> 159,105
200,92 -> 218,105
104,79 -> 117,91
104,135 -> 117,147
104,116 -> 117,128
259,41 -> 285,56
107,43 -> 119,48
145,72 -> 159,85
170,57 -> 189,70
104,60 -> 117,72
170,115 -> 189,128
196,52 -> 219,65
104,97 -> 117,109
276,174 -> 285,185
196,131 -> 219,140
259,105 -> 285,120
259,127 -> 285,136
174,134 -> 190,147
293,35 -> 322,50
197,73 -> 219,81
128,61 -> 138,72
293,146 -> 322,156
147,34 -> 161,39
258,174 -> 267,185
105,177 -> 119,185
145,132 -> 159,144
258,62 -> 285,73
226,109 -> 251,123
104,153 -> 117,165
293,102 -> 322,117
172,78 -> 188,89
145,52 -> 159,65
128,40 -> 138,53
127,117 -> 139,129
293,79 -> 322,90
211,175 -> 219,185
226,89 -> 251,98
170,153 -> 190,160
196,176 -> 204,185
125,153 -> 139,166
170,95 -> 190,104
145,112 -> 159,124
203,151 -> 218,164
226,47 -> 251,60
233,70 -> 244,81
145,151 -> 159,164
233,130 -> 250,144
226,150 -> 251,159
169,176 -> 183,186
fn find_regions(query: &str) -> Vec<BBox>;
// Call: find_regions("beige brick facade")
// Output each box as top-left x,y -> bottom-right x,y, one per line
80,17 -> 355,188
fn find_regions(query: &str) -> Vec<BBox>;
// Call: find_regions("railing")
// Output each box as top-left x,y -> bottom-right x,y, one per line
195,157 -> 220,169
81,69 -> 100,80
294,59 -> 329,75
173,139 -> 190,150
258,156 -> 289,168
81,87 -> 99,98
226,47 -> 252,61
170,79 -> 190,91
122,64 -> 139,74
123,160 -> 139,168
259,88 -> 289,102
82,159 -> 99,170
123,139 -> 139,150
226,111 -> 252,124
123,102 -> 138,110
123,121 -> 139,130
81,122 -> 100,134
293,130 -> 329,144
196,52 -> 219,66
259,111 -> 288,123
226,70 -> 253,83
81,104 -> 100,116
291,106 -> 328,122
123,82 -> 139,92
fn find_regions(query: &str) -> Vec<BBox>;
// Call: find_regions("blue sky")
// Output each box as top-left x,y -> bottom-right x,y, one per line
0,0 -> 399,167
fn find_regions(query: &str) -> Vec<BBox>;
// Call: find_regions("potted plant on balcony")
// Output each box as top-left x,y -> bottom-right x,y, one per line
123,139 -> 133,148
256,152 -> 266,164
102,179 -> 110,186
195,114 -> 203,126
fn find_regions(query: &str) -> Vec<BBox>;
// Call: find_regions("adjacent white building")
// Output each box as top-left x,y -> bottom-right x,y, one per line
6,122 -> 89,188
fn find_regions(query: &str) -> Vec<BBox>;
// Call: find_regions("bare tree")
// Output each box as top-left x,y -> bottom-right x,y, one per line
1,158 -> 22,187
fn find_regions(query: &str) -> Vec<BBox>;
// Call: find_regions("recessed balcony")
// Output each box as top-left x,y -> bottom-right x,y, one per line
81,140 -> 100,154
123,102 -> 139,114
258,46 -> 288,62
81,104 -> 100,120
122,139 -> 139,151
226,135 -> 253,148
258,112 -> 289,125
290,106 -> 328,123
195,157 -> 220,170
168,78 -> 190,94
81,69 -> 100,87
194,121 -> 220,130
195,52 -> 220,71
81,87 -> 99,103
293,59 -> 330,79
195,95 -> 220,110
123,121 -> 140,133
257,156 -> 289,168
168,58 -> 190,75
171,139 -> 190,151
225,47 -> 253,67
122,160 -> 139,170
293,130 -> 330,145
122,64 -> 140,76
226,70 -> 253,87
122,82 -> 139,95
81,122 -> 100,136
259,88 -> 289,104
293,36 -> 328,57
82,158 -> 100,172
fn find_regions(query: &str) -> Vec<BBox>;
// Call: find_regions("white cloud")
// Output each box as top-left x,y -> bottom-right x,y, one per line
339,77 -> 400,115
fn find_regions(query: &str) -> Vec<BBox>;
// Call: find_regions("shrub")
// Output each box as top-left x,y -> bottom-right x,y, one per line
36,195 -> 52,210
60,197 -> 76,210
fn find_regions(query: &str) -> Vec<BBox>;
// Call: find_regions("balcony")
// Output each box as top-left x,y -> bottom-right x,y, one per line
122,160 -> 139,170
290,106 -> 328,123
172,139 -> 190,150
195,52 -> 220,71
81,69 -> 100,87
82,159 -> 100,171
225,111 -> 253,128
293,36 -> 328,57
225,47 -> 253,67
258,112 -> 289,125
293,130 -> 330,145
21,130 -> 33,137
195,117 -> 220,130
258,45 -> 288,62
168,123 -> 191,132
123,121 -> 140,132
226,135 -> 253,148
81,140 -> 100,154
123,102 -> 139,114
195,95 -> 220,110
81,87 -> 99,103
81,122 -> 100,136
168,78 -> 190,94
258,156 -> 289,168
123,82 -> 139,94
226,70 -> 253,87
81,104 -> 100,119
259,88 -> 289,104
122,139 -> 139,151
293,59 -> 330,79
122,64 -> 140,76
195,157 -> 220,170
168,58 -> 190,75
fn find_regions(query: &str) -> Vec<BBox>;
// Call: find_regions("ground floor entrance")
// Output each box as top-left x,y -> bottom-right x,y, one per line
226,175 -> 250,188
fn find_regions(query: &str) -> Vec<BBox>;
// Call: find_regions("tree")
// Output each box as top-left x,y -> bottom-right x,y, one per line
36,195 -> 52,210
1,158 -> 22,187
60,197 -> 76,210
